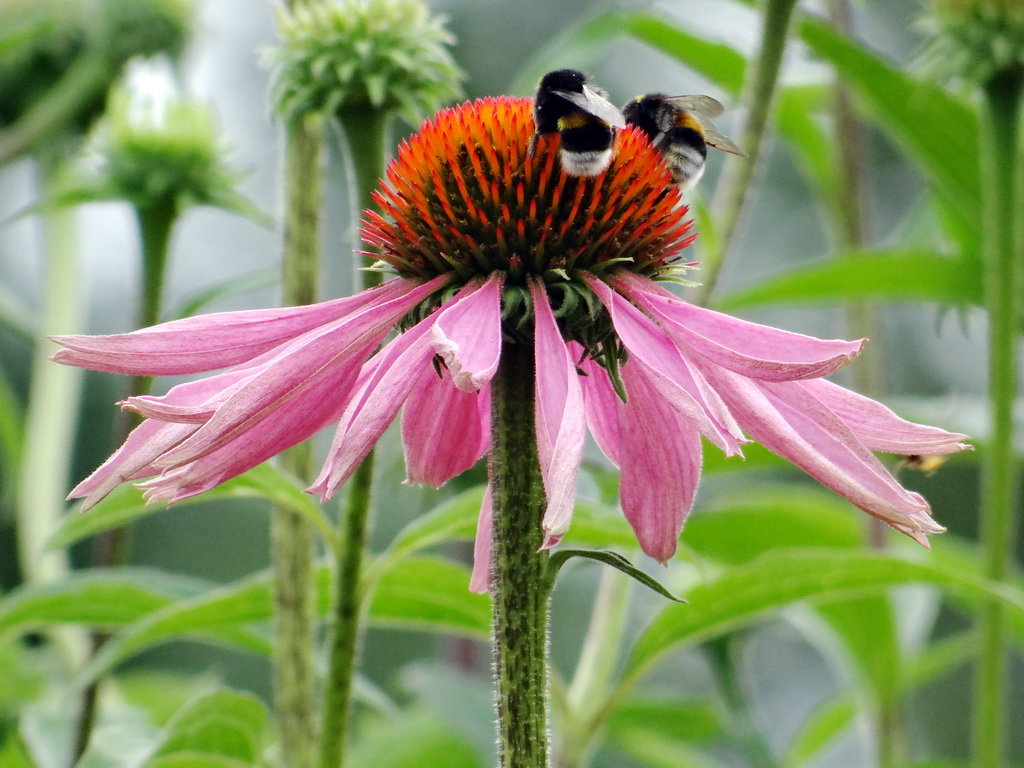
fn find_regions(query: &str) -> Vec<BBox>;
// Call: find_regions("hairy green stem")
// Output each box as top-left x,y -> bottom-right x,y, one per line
973,65 -> 1023,768
15,155 -> 86,665
491,338 -> 550,768
696,0 -> 799,306
318,454 -> 373,768
274,112 -> 325,768
316,105 -> 391,768
558,569 -> 631,768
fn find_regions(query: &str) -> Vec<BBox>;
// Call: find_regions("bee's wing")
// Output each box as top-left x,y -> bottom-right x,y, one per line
702,123 -> 747,156
552,87 -> 627,128
662,95 -> 725,118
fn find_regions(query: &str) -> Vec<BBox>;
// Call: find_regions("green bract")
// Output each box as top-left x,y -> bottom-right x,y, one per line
267,0 -> 464,125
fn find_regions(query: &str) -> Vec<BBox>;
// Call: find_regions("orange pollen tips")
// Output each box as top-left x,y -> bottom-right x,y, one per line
361,97 -> 696,286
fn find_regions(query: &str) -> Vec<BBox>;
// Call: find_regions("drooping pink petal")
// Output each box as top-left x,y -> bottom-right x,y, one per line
618,361 -> 703,562
51,277 -> 432,375
530,279 -> 586,540
401,365 -> 490,487
705,366 -> 945,544
576,349 -> 624,467
310,280 -> 496,499
430,273 -> 503,392
150,279 -> 442,471
614,272 -> 864,381
67,370 -> 253,508
585,275 -> 744,455
803,379 -> 971,455
469,485 -> 493,595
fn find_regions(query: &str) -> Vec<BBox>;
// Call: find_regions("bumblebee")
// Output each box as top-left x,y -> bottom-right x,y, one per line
531,69 -> 626,177
622,93 -> 746,192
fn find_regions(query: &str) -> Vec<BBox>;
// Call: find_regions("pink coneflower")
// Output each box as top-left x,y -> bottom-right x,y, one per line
53,97 -> 968,579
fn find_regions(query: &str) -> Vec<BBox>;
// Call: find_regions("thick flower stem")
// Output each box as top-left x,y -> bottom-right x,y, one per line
274,112 -> 325,768
316,103 -> 391,768
973,64 -> 1023,768
490,338 -> 551,768
696,0 -> 799,306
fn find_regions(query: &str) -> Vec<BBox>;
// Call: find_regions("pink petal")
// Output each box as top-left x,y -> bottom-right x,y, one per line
804,379 -> 971,455
430,273 -> 503,392
530,279 -> 586,539
67,371 -> 250,508
151,280 -> 440,470
309,318 -> 438,499
585,275 -> 744,455
706,367 -> 945,543
310,281 -> 495,499
576,349 -> 624,467
469,485 -> 493,594
401,366 -> 490,487
51,277 -> 432,375
618,361 -> 703,562
614,272 -> 864,381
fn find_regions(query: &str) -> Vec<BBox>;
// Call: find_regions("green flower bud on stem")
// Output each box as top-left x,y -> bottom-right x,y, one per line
919,0 -> 1024,85
267,0 -> 463,126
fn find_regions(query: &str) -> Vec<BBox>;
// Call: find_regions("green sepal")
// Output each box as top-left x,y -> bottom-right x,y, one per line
545,548 -> 686,603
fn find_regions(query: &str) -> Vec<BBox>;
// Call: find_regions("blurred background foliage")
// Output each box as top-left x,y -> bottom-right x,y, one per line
0,0 -> 1020,767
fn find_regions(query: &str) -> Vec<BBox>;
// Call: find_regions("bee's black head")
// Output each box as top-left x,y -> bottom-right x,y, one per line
622,93 -> 670,139
538,69 -> 588,95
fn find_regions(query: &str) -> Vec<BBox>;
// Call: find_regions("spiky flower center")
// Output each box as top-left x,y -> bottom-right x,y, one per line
362,97 -> 695,365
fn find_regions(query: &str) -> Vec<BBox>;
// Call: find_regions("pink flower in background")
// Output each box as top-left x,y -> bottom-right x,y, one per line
54,98 -> 969,588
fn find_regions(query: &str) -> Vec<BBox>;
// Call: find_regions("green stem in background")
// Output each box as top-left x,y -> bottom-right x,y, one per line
491,338 -> 550,768
973,64 -> 1022,768
706,636 -> 780,768
318,106 -> 390,768
14,152 -> 87,666
558,568 -> 631,768
336,108 -> 391,290
72,199 -> 179,764
274,111 -> 326,768
695,0 -> 799,307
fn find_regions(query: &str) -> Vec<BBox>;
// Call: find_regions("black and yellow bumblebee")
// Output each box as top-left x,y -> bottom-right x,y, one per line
622,93 -> 746,192
531,69 -> 626,177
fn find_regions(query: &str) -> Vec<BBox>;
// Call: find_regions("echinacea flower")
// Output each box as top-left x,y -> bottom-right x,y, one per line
53,97 -> 969,586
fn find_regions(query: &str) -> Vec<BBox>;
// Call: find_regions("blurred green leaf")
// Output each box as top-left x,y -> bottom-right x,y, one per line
684,485 -> 863,563
0,568 -> 210,636
549,549 -> 685,602
147,689 -> 268,767
815,596 -> 900,701
783,693 -> 856,767
775,84 -> 837,201
624,550 -> 1024,682
49,463 -> 334,551
561,498 -> 638,550
605,698 -> 722,745
717,250 -> 980,310
376,485 -> 483,569
798,17 -> 981,246
346,708 -> 481,768
368,556 -> 490,637
80,556 -> 487,682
